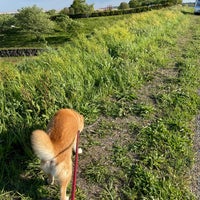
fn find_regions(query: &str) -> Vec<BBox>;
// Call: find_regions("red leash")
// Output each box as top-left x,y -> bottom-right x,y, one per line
70,131 -> 80,200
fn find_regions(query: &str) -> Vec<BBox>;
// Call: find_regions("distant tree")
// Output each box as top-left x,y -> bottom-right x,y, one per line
129,0 -> 140,8
0,14 -> 16,33
69,7 -> 75,15
119,2 -> 130,9
46,9 -> 57,16
84,4 -> 94,15
70,0 -> 84,14
70,0 -> 94,14
176,0 -> 182,4
55,14 -> 83,36
15,5 -> 54,40
59,7 -> 70,15
167,0 -> 182,4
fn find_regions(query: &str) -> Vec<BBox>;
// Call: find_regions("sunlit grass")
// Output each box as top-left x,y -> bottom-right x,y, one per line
0,6 -> 199,200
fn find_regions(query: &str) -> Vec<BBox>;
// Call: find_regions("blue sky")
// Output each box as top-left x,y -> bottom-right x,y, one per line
0,0 -> 194,13
0,0 -> 130,13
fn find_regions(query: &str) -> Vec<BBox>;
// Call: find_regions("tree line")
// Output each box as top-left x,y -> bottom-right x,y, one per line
119,0 -> 181,10
0,0 -> 181,42
59,0 -> 181,15
0,5 -> 82,41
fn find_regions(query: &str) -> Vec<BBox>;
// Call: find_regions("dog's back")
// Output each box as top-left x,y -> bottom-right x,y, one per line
31,108 -> 84,200
47,109 -> 84,161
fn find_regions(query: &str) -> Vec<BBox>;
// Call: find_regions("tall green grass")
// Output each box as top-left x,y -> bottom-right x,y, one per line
0,6 -> 199,199
5,7 -> 186,120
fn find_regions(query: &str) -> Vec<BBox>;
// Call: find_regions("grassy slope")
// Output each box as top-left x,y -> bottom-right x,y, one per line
0,14 -> 128,49
0,6 -> 199,200
78,8 -> 200,199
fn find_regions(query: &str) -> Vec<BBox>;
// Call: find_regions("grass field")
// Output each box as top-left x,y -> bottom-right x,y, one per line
0,14 -> 129,49
0,5 -> 200,200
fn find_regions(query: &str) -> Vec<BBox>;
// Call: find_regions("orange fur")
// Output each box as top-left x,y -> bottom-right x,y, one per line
31,109 -> 84,200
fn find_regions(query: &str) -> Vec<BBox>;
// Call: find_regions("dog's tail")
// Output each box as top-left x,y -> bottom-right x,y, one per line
31,130 -> 55,161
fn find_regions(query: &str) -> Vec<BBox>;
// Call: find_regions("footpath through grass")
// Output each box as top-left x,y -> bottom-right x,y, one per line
0,6 -> 199,200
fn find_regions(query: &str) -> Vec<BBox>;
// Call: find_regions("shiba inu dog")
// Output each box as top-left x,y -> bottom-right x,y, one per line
31,108 -> 84,200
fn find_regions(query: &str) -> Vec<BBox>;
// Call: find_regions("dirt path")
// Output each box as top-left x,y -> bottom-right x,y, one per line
76,13 -> 200,199
191,114 -> 200,199
183,15 -> 200,200
133,13 -> 200,199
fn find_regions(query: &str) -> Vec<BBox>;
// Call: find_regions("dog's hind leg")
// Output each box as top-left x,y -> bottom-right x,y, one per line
60,179 -> 70,200
73,135 -> 83,154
